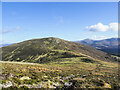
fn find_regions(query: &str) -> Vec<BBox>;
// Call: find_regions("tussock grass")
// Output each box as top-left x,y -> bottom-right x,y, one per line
1,57 -> 119,89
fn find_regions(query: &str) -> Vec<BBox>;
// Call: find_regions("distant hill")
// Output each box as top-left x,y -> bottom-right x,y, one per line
2,37 -> 116,63
0,44 -> 14,47
75,38 -> 119,56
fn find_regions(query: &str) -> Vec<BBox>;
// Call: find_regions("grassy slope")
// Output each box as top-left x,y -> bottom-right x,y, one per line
1,37 -> 119,89
2,37 -> 116,63
1,56 -> 119,89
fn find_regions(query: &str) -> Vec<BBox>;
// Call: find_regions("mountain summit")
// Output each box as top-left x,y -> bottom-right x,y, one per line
2,37 -> 116,63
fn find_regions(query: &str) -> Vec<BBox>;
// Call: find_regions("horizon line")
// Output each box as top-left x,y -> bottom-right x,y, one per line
1,36 -> 119,44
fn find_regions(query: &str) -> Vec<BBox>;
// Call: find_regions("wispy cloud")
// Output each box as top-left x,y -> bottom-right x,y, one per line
91,35 -> 109,40
86,22 -> 118,32
91,35 -> 118,40
1,26 -> 20,34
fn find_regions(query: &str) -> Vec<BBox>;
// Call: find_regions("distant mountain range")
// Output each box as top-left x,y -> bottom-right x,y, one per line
2,37 -> 116,63
75,38 -> 119,56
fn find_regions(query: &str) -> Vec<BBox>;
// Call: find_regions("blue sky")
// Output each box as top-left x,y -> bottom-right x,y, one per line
2,2 -> 118,44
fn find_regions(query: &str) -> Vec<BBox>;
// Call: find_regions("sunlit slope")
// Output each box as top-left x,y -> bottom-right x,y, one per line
1,58 -> 118,89
2,37 -> 116,63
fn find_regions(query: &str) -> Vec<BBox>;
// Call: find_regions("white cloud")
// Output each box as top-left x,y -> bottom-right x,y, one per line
109,23 -> 118,31
86,22 -> 118,32
86,23 -> 109,32
114,34 -> 118,38
1,26 -> 20,34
